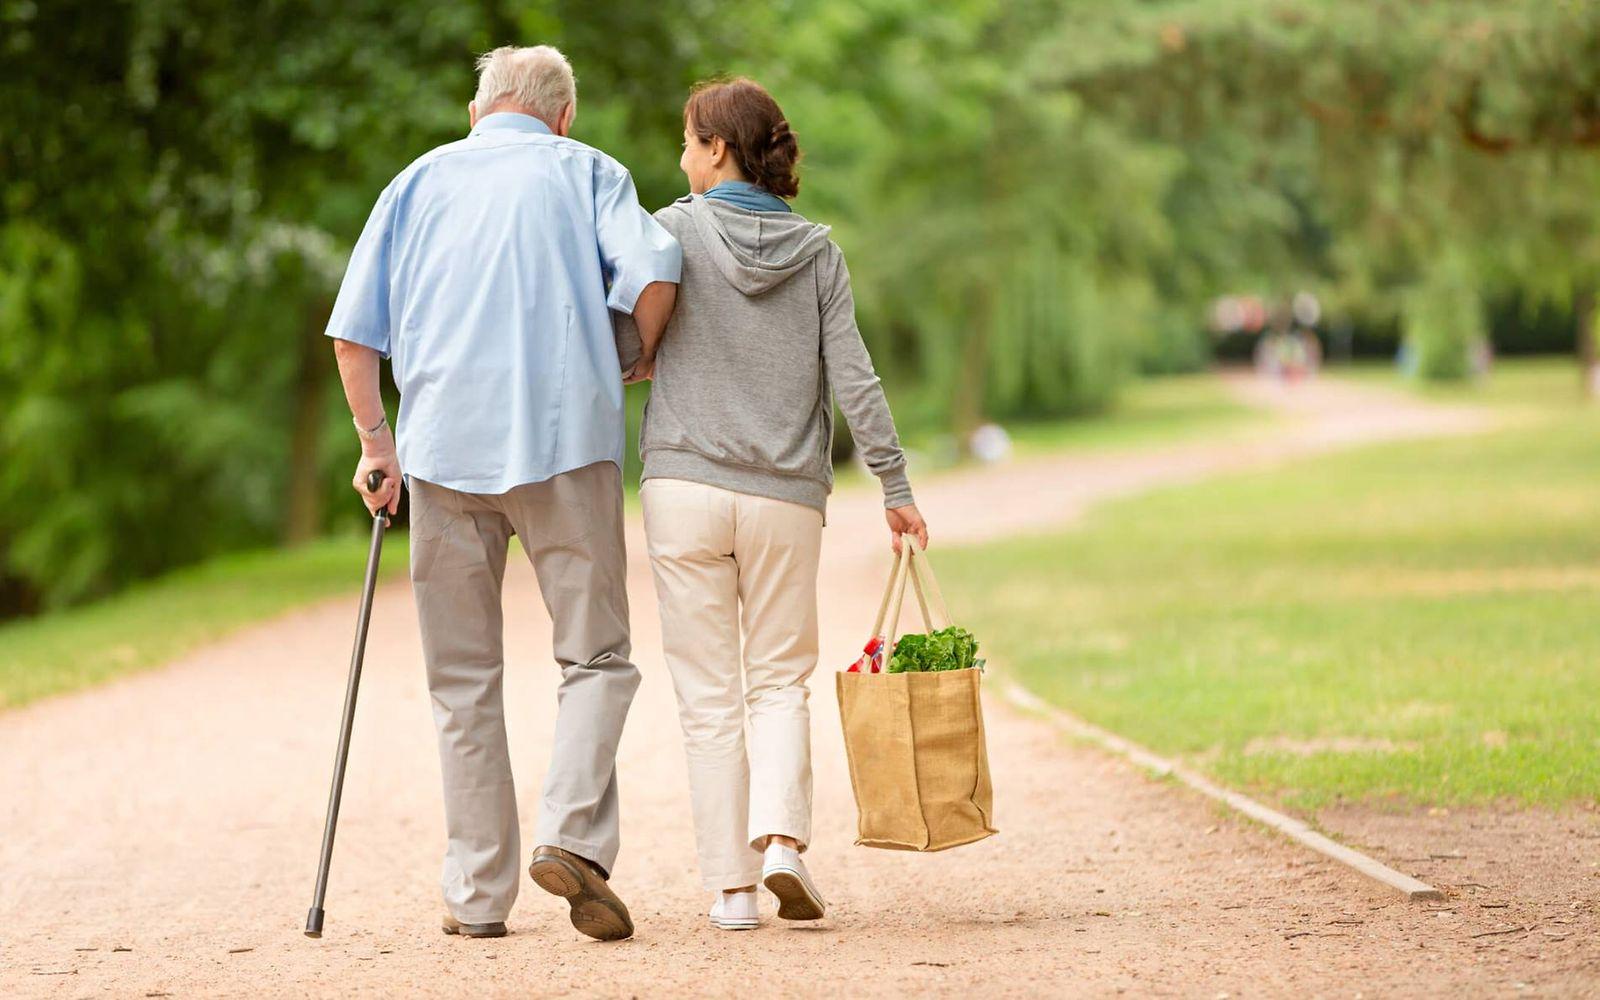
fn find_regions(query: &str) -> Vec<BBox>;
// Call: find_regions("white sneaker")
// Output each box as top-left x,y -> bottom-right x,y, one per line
708,890 -> 760,931
761,844 -> 826,921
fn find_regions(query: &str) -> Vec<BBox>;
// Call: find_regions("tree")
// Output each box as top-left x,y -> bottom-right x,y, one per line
1043,0 -> 1600,382
0,0 -> 763,611
7,0 -> 1600,616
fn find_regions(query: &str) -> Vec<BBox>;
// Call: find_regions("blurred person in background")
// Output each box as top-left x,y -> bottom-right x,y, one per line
325,45 -> 680,942
623,77 -> 928,932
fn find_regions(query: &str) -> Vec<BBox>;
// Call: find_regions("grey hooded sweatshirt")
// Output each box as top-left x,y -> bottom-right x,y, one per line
633,195 -> 913,513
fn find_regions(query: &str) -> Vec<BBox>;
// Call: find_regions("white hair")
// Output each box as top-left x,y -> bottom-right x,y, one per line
473,45 -> 576,124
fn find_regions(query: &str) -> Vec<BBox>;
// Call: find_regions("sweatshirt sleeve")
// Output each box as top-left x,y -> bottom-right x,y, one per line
819,247 -> 914,508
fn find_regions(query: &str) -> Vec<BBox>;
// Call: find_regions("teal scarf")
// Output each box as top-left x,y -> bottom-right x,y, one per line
703,180 -> 791,213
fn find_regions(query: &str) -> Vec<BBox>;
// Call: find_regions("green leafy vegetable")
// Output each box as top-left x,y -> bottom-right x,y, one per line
887,626 -> 984,673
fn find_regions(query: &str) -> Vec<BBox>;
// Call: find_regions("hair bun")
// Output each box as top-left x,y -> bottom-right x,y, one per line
684,77 -> 802,199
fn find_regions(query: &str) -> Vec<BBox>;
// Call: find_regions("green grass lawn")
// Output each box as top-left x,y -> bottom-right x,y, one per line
1004,373 -> 1263,456
867,372 -> 1265,483
944,360 -> 1600,809
0,533 -> 408,709
1332,355 -> 1584,410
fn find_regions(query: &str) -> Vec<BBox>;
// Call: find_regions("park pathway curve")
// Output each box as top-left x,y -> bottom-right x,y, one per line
11,374 -> 1588,998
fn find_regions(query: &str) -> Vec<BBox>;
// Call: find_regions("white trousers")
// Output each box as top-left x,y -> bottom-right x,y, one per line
641,479 -> 823,891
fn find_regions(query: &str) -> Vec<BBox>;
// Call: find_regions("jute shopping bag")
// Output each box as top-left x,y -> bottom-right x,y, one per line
837,537 -> 996,851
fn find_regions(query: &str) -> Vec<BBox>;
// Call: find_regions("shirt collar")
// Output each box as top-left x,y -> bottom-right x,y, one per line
471,112 -> 554,137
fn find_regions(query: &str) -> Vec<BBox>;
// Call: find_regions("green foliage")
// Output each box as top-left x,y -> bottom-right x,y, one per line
1048,0 -> 1600,366
0,0 -> 485,609
6,0 -> 1600,616
766,1 -> 1166,425
1405,257 -> 1487,380
888,625 -> 983,673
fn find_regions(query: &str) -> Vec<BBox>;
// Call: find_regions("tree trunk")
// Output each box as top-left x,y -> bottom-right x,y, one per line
950,287 -> 991,453
1577,289 -> 1597,399
283,302 -> 333,545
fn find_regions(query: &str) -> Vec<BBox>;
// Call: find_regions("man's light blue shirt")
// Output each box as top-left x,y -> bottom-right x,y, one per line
324,112 -> 682,494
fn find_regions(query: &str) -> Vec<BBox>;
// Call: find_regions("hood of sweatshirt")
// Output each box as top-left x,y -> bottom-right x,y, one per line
673,194 -> 834,296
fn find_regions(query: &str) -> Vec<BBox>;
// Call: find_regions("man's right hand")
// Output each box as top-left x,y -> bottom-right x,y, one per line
353,431 -> 402,516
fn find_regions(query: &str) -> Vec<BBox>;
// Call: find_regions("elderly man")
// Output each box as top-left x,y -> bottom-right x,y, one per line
325,45 -> 680,942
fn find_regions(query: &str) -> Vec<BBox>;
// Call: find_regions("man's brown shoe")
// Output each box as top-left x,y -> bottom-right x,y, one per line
527,845 -> 634,942
441,914 -> 507,938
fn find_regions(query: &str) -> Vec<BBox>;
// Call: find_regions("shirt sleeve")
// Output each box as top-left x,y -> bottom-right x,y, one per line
324,182 -> 398,357
819,247 -> 915,509
594,161 -> 682,314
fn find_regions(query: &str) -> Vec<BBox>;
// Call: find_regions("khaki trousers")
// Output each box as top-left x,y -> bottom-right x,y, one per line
409,462 -> 639,924
640,478 -> 823,891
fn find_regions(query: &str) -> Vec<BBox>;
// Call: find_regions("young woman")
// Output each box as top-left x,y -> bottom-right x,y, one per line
635,78 -> 928,930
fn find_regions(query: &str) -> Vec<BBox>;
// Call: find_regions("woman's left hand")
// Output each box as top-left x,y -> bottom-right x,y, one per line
886,502 -> 928,553
624,353 -> 656,384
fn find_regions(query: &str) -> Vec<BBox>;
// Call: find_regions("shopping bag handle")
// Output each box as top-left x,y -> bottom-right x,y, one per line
868,544 -> 905,642
874,541 -> 914,642
906,536 -> 952,630
878,536 -> 953,648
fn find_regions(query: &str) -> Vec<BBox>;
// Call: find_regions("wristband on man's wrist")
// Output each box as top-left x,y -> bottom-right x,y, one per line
354,414 -> 389,442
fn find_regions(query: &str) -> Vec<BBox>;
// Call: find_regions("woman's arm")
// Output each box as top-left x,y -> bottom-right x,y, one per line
630,280 -> 678,378
819,249 -> 929,550
611,282 -> 677,383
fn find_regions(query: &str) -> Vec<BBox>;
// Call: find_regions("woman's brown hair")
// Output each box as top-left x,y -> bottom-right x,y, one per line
684,77 -> 801,199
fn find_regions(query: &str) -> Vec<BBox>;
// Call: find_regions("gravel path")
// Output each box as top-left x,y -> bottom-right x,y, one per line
5,375 -> 1592,997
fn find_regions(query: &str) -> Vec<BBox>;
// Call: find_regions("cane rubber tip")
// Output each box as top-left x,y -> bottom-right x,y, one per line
305,907 -> 325,938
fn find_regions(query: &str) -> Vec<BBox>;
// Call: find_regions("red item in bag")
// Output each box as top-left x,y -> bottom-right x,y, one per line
847,635 -> 886,674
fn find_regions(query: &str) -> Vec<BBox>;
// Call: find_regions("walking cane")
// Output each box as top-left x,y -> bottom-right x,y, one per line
305,469 -> 391,938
